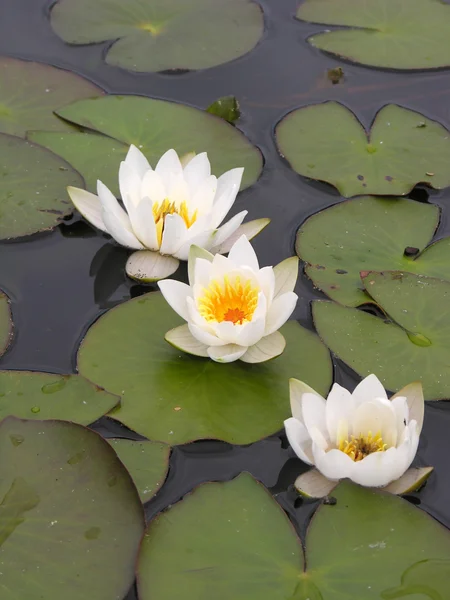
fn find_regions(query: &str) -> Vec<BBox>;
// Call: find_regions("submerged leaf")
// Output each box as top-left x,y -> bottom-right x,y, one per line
206,96 -> 241,124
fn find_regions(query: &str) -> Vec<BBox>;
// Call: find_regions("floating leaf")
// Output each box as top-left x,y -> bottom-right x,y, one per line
296,197 -> 446,306
297,0 -> 450,70
0,133 -> 82,239
0,417 -> 144,599
108,439 -> 170,502
0,56 -> 103,137
50,0 -> 264,72
206,96 -> 241,124
30,95 -> 263,193
313,271 -> 450,399
137,473 -> 450,599
77,292 -> 332,445
0,371 -> 119,424
276,102 -> 450,197
0,291 -> 13,358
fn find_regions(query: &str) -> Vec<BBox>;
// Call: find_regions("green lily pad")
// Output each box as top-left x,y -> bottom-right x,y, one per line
50,0 -> 264,73
0,56 -> 103,138
77,291 -> 332,445
0,133 -> 83,239
297,0 -> 450,70
313,271 -> 450,399
206,96 -> 241,124
275,102 -> 450,197
137,473 -> 450,599
0,291 -> 13,358
30,95 -> 263,193
107,439 -> 170,503
296,196 -> 448,306
0,416 -> 144,599
0,371 -> 119,423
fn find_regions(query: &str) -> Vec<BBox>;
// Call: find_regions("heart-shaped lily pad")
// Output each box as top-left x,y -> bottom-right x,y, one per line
297,0 -> 450,70
107,439 -> 170,503
0,371 -> 119,424
0,416 -> 144,599
0,133 -> 82,239
50,0 -> 264,73
137,473 -> 450,599
275,102 -> 450,197
0,56 -> 103,137
296,196 -> 448,306
313,271 -> 450,399
0,291 -> 13,358
77,292 -> 332,445
30,95 -> 263,193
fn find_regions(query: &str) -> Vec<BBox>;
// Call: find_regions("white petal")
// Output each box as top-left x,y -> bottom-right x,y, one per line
97,179 -> 130,226
188,322 -> 226,347
294,469 -> 336,498
214,321 -> 240,344
119,161 -> 141,211
351,446 -> 408,487
124,144 -> 151,178
155,148 -> 183,184
207,343 -> 247,363
210,168 -> 244,227
192,257 -> 214,289
165,324 -> 209,357
273,256 -> 299,297
173,230 -> 215,260
158,279 -> 192,321
141,170 -> 166,204
264,292 -> 298,336
67,186 -> 107,232
210,218 -> 270,255
190,175 -> 217,215
167,175 -> 191,206
391,381 -> 424,434
391,396 -> 409,440
160,213 -> 188,256
240,331 -> 286,364
257,266 -> 276,308
235,317 -> 266,347
212,211 -> 248,249
101,203 -> 144,249
127,196 -> 158,250
126,251 -> 179,282
284,417 -> 314,465
352,373 -> 388,405
312,446 -> 354,481
289,378 -> 324,422
227,235 -> 259,272
189,249 -> 213,286
302,393 -> 328,441
351,399 -> 397,447
325,383 -> 355,445
183,152 -> 211,193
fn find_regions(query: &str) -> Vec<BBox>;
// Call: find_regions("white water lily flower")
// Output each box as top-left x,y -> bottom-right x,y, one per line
67,146 -> 269,281
284,375 -> 424,488
158,236 -> 299,363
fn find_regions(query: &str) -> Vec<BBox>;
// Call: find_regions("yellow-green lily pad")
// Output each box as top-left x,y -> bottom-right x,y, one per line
0,291 -> 13,358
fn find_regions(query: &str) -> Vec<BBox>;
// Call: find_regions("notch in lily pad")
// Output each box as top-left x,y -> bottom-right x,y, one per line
206,96 -> 241,124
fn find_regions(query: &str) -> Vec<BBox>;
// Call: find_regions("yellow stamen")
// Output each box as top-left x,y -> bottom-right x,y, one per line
152,199 -> 197,247
198,276 -> 259,325
339,431 -> 387,462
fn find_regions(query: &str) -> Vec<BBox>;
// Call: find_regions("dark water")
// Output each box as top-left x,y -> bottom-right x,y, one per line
1,0 -> 450,597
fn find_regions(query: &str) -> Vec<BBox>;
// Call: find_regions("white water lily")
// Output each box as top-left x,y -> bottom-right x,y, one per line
67,146 -> 268,281
158,236 -> 299,363
284,375 -> 424,488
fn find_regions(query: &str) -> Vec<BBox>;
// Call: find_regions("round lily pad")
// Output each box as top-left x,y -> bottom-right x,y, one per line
275,102 -> 450,198
50,0 -> 264,73
297,0 -> 450,70
107,439 -> 170,503
137,473 -> 450,599
296,197 -> 447,306
0,133 -> 83,239
77,291 -> 332,445
0,416 -> 144,599
313,271 -> 450,399
0,371 -> 119,423
0,291 -> 13,358
0,56 -> 103,138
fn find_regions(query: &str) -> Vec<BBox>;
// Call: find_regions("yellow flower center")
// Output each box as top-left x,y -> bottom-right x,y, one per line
152,199 -> 197,247
198,276 -> 259,325
339,431 -> 387,462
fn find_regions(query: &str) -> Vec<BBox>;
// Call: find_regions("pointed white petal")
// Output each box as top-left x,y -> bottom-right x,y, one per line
351,446 -> 405,487
312,446 -> 354,481
325,383 -> 355,445
273,256 -> 299,297
190,175 -> 217,215
67,186 -> 107,232
188,248 -> 214,286
240,331 -> 286,363
227,235 -> 259,272
124,144 -> 151,178
160,213 -> 188,256
101,205 -> 144,249
97,179 -> 130,226
168,175 -> 191,205
294,469 -> 336,498
289,378 -> 324,422
284,417 -> 314,465
126,196 -> 158,250
183,152 -> 211,192
141,170 -> 166,204
158,279 -> 192,320
210,218 -> 270,255
302,392 -> 328,440
165,324 -> 209,357
119,161 -> 141,211
210,168 -> 244,228
382,466 -> 433,495
352,399 -> 397,447
207,343 -> 247,363
264,292 -> 298,336
211,211 -> 248,249
235,317 -> 266,348
391,381 -> 424,434
126,251 -> 179,282
173,230 -> 215,260
188,322 -> 226,347
391,396 -> 409,440
352,374 -> 387,405
256,266 -> 275,307
155,149 -> 183,184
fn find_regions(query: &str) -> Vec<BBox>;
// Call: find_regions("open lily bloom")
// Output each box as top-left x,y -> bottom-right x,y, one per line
284,374 -> 424,488
158,236 -> 299,363
67,146 -> 268,281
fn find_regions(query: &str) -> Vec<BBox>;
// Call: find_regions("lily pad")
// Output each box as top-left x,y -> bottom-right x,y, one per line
313,271 -> 450,399
0,56 -> 103,137
0,291 -> 13,358
137,473 -> 450,599
50,0 -> 264,73
30,95 -> 263,192
275,102 -> 450,197
107,439 -> 170,502
0,133 -> 83,239
296,196 -> 448,306
0,371 -> 119,424
77,291 -> 332,445
297,0 -> 450,70
206,96 -> 241,124
0,416 -> 144,599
